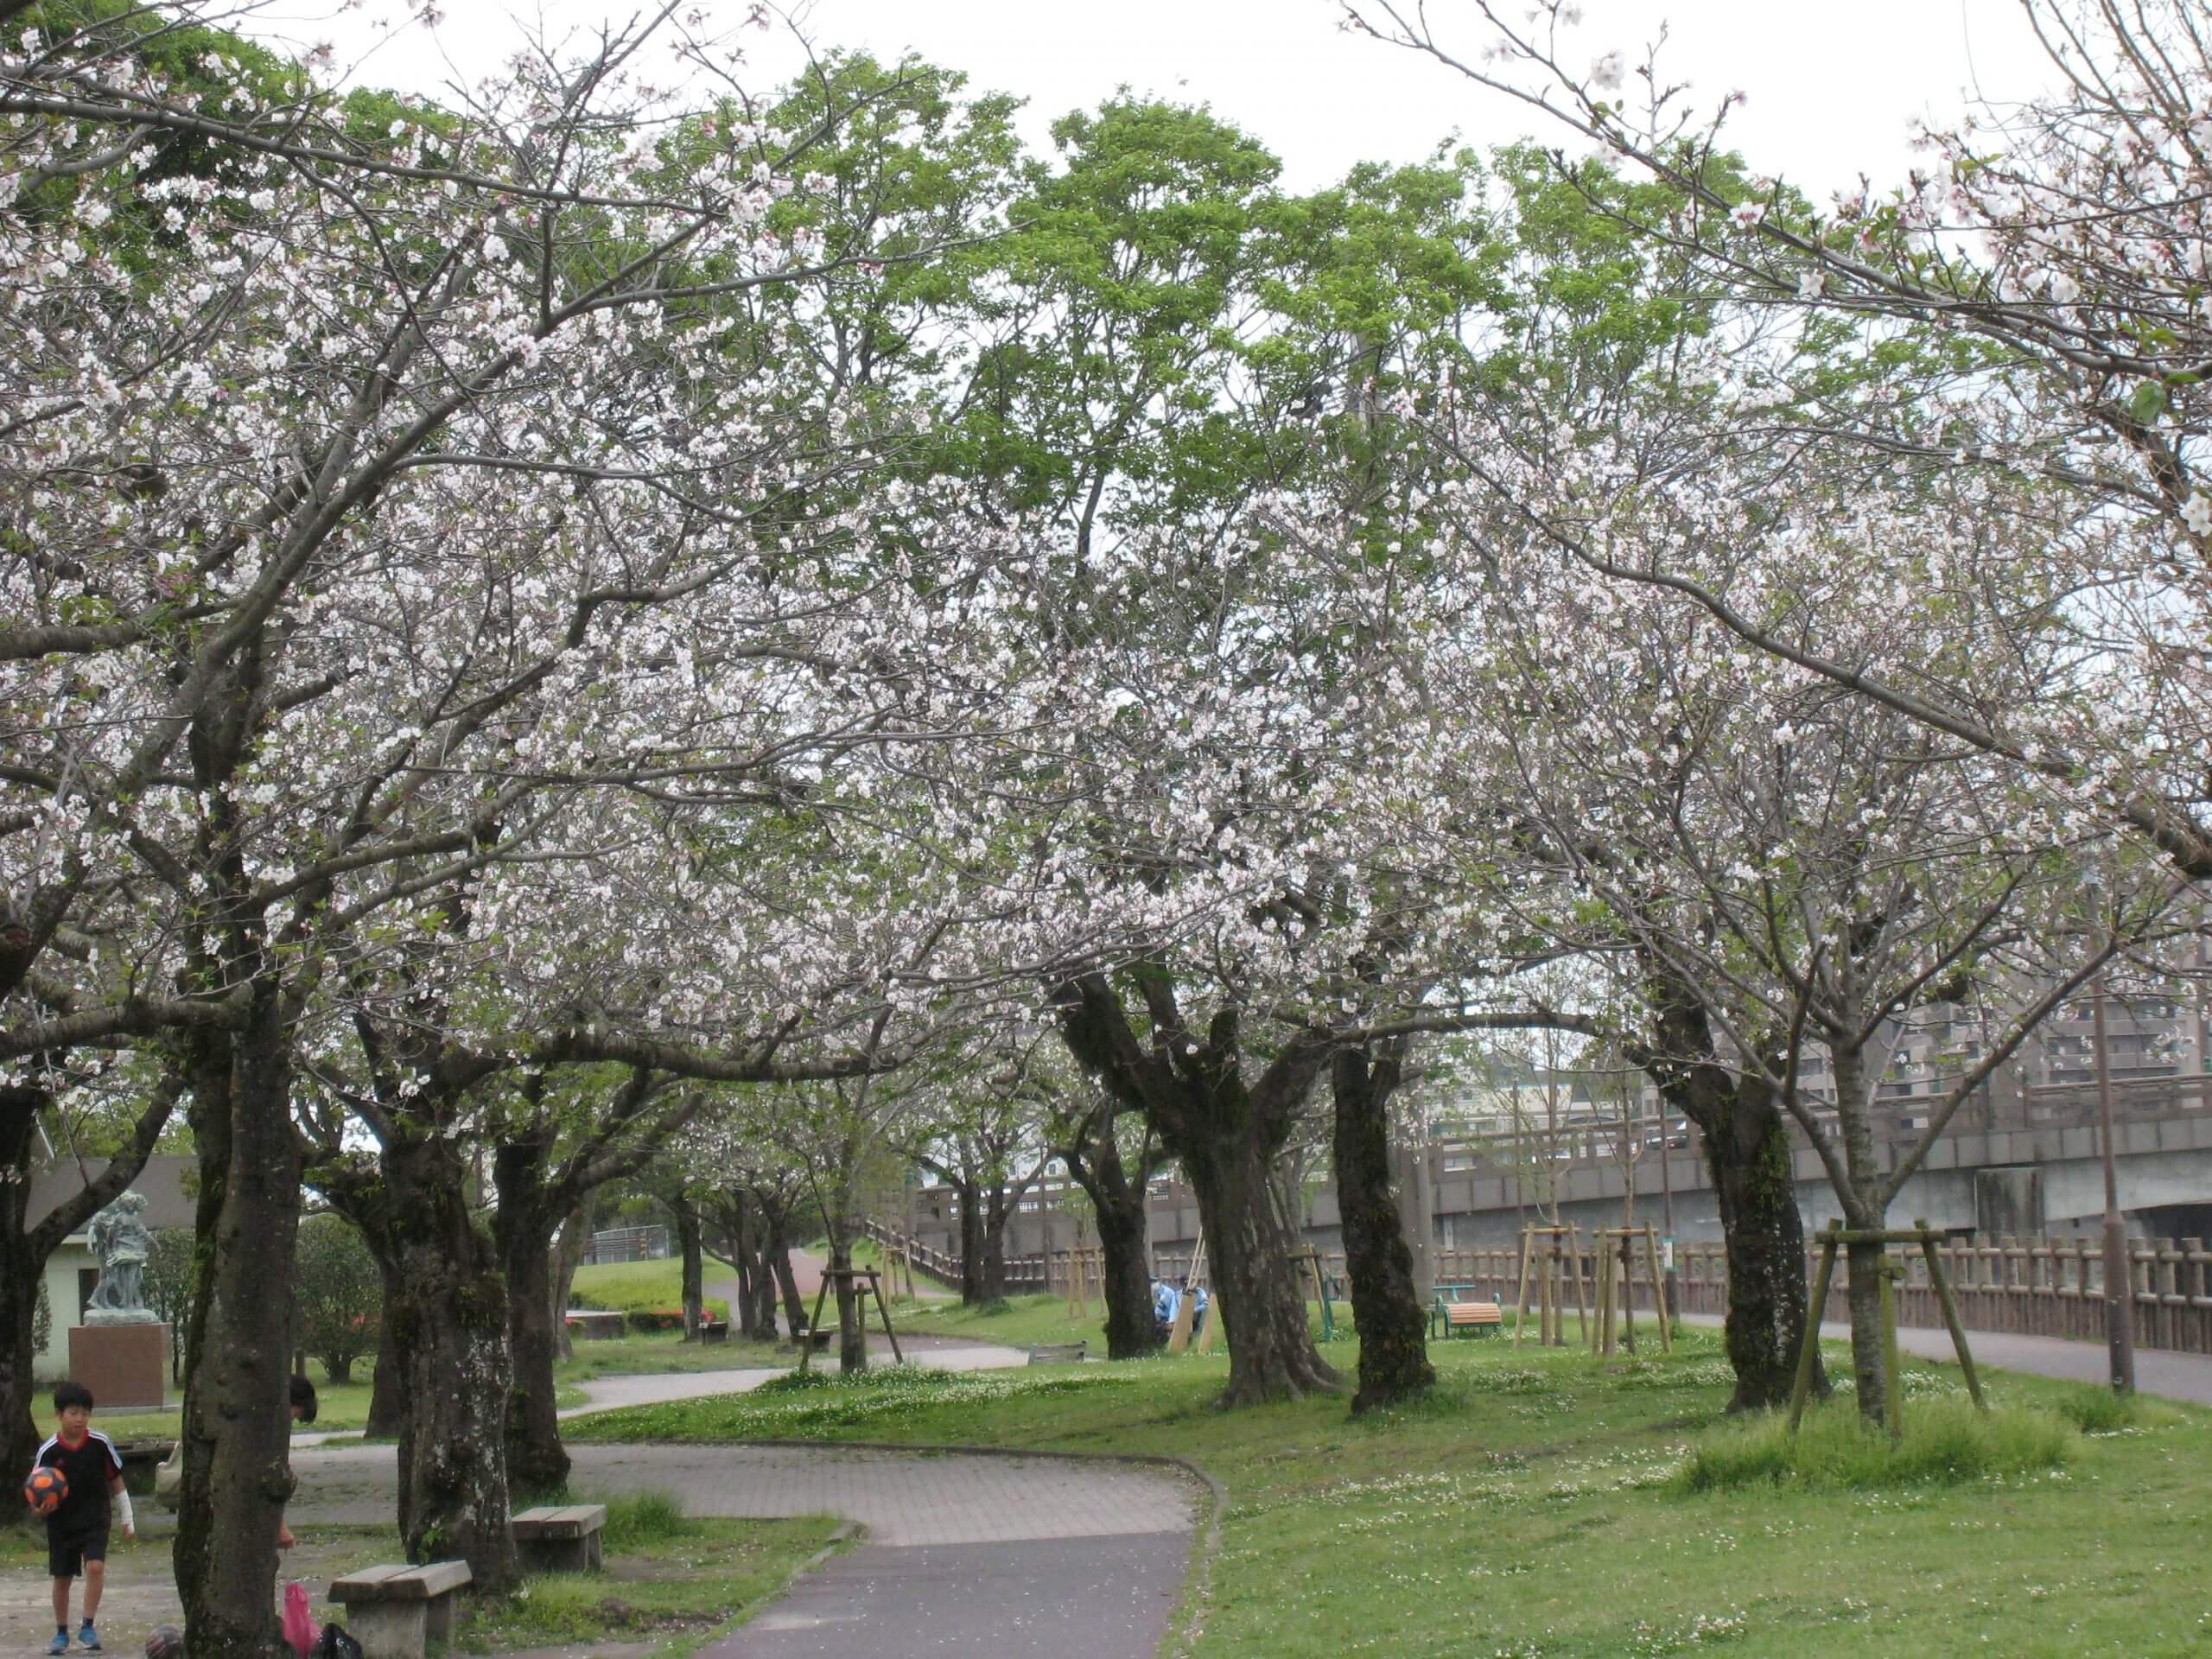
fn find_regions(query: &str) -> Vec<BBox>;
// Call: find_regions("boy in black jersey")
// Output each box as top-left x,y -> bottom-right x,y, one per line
32,1382 -> 133,1656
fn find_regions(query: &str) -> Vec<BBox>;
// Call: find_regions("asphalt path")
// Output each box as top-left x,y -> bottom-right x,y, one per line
1679,1309 -> 2212,1404
283,1331 -> 1196,1659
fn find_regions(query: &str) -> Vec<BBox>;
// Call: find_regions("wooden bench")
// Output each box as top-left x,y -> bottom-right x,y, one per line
1435,1300 -> 1503,1338
1027,1341 -> 1088,1365
511,1503 -> 608,1573
564,1309 -> 625,1341
696,1319 -> 728,1344
327,1560 -> 471,1659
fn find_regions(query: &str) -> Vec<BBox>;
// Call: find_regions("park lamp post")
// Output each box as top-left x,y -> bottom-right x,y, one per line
2092,974 -> 2138,1395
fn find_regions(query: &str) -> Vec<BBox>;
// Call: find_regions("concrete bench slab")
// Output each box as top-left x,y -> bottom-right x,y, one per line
512,1503 -> 608,1573
1026,1342 -> 1088,1365
328,1560 -> 471,1659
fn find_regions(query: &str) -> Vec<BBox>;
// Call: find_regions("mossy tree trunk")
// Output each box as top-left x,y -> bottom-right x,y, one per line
175,994 -> 307,1659
1056,971 -> 1338,1405
1631,969 -> 1824,1414
493,1130 -> 569,1497
1330,1042 -> 1434,1413
1058,1099 -> 1166,1360
674,1194 -> 705,1337
372,1135 -> 519,1588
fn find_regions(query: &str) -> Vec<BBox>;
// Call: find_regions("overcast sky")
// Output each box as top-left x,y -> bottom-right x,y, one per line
245,0 -> 2060,198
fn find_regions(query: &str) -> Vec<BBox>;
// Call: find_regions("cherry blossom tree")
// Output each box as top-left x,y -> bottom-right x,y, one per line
1345,0 -> 2212,885
0,2 -> 1018,1637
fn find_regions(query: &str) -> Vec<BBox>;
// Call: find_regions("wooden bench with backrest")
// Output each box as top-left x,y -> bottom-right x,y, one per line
1441,1300 -> 1503,1336
327,1561 -> 471,1659
1026,1341 -> 1088,1365
1431,1285 -> 1504,1338
511,1503 -> 608,1573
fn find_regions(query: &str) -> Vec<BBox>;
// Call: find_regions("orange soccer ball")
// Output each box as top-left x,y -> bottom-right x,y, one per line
22,1464 -> 67,1516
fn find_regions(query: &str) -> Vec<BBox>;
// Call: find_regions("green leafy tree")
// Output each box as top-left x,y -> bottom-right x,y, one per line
292,1215 -> 380,1386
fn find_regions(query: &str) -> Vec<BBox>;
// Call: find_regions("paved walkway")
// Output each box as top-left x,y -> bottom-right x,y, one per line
1681,1310 -> 2212,1405
289,1438 -> 1196,1659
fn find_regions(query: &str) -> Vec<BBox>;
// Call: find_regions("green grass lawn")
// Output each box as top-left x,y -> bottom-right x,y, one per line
558,1330 -> 791,1381
570,1257 -> 736,1322
88,1359 -> 379,1440
569,1325 -> 2212,1658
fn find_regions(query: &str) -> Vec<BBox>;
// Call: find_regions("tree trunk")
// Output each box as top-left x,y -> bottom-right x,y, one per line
1330,1045 -> 1434,1413
980,1188 -> 1012,1301
829,1234 -> 867,1374
675,1197 -> 704,1338
768,1218 -> 805,1343
1065,1128 -> 1160,1360
372,1137 -> 518,1590
366,1255 -> 406,1439
1831,1039 -> 1891,1427
1843,1236 -> 1889,1427
1,1086 -> 50,1516
550,1204 -> 588,1363
492,1139 -> 569,1498
1700,1088 -> 1825,1413
954,1180 -> 986,1305
1634,969 -> 1824,1414
1179,1127 -> 1338,1405
1055,973 -> 1337,1405
175,1001 -> 304,1659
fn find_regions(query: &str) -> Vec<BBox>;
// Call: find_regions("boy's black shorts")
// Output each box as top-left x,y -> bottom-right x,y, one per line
48,1522 -> 108,1579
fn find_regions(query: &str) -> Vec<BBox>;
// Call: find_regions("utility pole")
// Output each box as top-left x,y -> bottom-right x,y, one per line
2094,976 -> 2138,1395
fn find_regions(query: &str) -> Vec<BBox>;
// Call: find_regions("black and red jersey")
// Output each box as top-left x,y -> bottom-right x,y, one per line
35,1428 -> 122,1533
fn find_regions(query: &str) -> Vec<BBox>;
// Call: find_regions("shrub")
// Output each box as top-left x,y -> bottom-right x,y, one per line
601,1491 -> 688,1550
2046,1383 -> 2177,1434
1675,1400 -> 2073,1493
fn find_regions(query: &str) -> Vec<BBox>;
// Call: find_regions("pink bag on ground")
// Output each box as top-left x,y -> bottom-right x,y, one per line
283,1580 -> 321,1658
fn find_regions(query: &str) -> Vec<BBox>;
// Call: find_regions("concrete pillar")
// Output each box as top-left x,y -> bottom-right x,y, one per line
1974,1166 -> 2044,1237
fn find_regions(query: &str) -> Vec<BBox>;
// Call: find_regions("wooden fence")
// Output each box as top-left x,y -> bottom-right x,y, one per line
883,1218 -> 2212,1356
1406,1235 -> 2212,1354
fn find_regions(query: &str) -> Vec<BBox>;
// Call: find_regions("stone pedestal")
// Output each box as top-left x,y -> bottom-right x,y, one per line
68,1322 -> 167,1411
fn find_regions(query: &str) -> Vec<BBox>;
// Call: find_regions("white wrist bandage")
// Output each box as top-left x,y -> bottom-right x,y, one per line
115,1491 -> 134,1532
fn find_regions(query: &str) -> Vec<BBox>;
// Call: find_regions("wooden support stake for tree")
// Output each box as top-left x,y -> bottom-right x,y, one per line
798,1276 -> 833,1378
1878,1255 -> 1905,1440
1642,1225 -> 1672,1354
1511,1227 -> 1536,1348
1916,1220 -> 1987,1414
1568,1223 -> 1590,1344
861,1268 -> 904,1364
1786,1220 -> 1843,1433
1593,1229 -> 1616,1356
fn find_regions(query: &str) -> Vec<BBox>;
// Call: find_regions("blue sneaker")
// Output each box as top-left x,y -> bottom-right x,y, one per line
48,1632 -> 68,1656
76,1624 -> 99,1652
